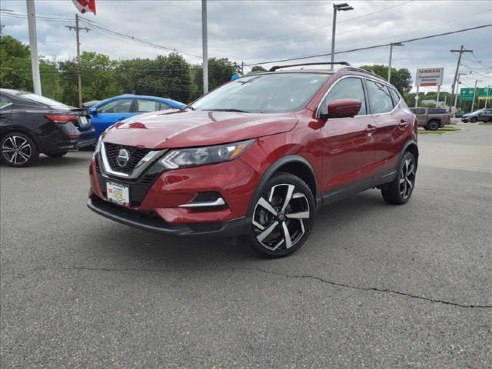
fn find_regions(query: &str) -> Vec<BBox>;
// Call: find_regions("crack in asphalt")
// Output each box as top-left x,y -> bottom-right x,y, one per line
59,266 -> 492,309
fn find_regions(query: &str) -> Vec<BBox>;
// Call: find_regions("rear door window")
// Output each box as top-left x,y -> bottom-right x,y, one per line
136,99 -> 162,113
366,80 -> 394,114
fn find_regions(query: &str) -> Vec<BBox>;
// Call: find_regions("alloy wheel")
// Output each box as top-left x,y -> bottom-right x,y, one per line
252,183 -> 311,252
2,135 -> 33,166
399,156 -> 416,200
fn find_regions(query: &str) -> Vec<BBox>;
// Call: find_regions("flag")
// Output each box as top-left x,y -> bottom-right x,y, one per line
72,0 -> 96,15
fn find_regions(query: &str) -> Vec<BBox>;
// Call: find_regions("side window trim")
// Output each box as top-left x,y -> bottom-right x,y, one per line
316,75 -> 369,118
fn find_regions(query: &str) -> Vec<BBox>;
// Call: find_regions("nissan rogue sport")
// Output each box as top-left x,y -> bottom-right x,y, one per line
88,63 -> 418,257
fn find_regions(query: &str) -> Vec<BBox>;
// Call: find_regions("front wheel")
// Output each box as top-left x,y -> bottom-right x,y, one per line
381,152 -> 417,205
0,132 -> 39,167
470,117 -> 477,123
244,172 -> 315,258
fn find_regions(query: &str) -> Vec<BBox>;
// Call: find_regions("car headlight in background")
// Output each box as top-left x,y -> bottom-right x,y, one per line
160,139 -> 254,169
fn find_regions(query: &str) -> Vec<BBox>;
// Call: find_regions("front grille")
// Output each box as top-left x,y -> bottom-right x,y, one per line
104,143 -> 151,174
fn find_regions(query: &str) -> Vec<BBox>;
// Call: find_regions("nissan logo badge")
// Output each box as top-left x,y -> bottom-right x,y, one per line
116,148 -> 130,168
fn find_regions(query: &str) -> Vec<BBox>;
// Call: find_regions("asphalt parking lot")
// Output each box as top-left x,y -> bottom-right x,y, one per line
1,123 -> 491,369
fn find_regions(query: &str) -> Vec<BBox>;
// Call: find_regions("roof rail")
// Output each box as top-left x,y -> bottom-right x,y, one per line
340,66 -> 376,75
269,62 -> 351,72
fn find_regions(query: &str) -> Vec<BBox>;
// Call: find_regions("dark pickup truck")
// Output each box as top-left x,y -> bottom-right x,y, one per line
410,107 -> 451,131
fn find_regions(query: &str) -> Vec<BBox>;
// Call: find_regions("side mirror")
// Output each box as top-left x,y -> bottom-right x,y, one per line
322,99 -> 362,119
90,107 -> 98,116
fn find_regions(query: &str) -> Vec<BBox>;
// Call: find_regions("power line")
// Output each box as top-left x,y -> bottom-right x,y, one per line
78,16 -> 202,59
245,23 -> 492,66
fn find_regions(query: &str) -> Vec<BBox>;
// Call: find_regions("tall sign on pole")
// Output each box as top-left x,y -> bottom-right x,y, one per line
415,67 -> 444,108
26,0 -> 41,95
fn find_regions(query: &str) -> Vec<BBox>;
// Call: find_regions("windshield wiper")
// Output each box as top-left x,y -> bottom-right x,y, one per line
180,105 -> 196,111
203,108 -> 250,113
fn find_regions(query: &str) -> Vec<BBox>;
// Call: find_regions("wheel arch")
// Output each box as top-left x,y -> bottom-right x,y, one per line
0,126 -> 40,151
247,155 -> 319,216
402,140 -> 419,165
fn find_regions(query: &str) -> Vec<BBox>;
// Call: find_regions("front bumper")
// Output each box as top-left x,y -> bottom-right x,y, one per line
87,195 -> 249,237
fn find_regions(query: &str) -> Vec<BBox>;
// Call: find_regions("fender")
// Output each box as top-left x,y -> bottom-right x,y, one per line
246,155 -> 318,217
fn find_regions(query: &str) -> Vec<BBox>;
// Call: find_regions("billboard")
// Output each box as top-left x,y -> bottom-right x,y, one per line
416,68 -> 444,87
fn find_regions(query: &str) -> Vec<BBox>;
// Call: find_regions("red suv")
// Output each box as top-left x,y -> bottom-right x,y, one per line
88,63 -> 418,257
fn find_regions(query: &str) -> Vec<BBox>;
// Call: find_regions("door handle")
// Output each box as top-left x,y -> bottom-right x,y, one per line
398,119 -> 409,129
365,124 -> 377,134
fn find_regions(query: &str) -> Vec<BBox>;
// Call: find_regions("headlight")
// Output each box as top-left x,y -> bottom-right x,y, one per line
160,139 -> 254,169
94,135 -> 103,155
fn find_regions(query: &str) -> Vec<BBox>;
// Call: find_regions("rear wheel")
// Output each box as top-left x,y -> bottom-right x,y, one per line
426,120 -> 439,131
0,132 -> 39,167
244,172 -> 315,258
46,151 -> 68,158
381,152 -> 417,205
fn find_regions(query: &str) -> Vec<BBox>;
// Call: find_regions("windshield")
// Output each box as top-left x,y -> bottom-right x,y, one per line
192,73 -> 329,113
20,93 -> 71,109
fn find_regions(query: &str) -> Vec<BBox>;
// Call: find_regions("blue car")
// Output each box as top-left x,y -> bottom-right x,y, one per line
89,94 -> 185,139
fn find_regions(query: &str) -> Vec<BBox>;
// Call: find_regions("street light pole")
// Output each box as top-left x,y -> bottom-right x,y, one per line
330,3 -> 353,70
388,42 -> 403,82
202,0 -> 208,94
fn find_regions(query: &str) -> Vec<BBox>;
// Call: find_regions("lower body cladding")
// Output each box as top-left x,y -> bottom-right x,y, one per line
87,154 -> 257,237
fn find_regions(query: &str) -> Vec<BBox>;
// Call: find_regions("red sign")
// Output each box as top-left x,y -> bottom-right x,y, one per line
72,0 -> 96,15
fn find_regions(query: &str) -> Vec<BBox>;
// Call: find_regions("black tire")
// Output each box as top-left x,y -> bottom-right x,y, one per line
243,172 -> 315,258
470,117 -> 477,123
423,126 -> 430,131
0,132 -> 39,167
46,151 -> 68,158
381,152 -> 417,205
426,120 -> 439,131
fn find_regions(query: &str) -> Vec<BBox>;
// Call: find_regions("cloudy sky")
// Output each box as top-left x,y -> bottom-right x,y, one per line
1,0 -> 491,92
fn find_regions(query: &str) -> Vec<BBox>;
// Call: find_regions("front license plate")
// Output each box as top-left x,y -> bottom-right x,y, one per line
106,182 -> 130,206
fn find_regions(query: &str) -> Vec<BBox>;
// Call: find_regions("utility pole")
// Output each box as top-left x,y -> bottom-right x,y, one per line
331,3 -> 353,70
26,0 -> 42,95
471,79 -> 482,112
65,14 -> 89,107
449,45 -> 472,116
453,72 -> 467,116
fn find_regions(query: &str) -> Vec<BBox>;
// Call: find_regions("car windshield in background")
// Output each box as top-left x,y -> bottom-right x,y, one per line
20,93 -> 72,110
192,73 -> 329,114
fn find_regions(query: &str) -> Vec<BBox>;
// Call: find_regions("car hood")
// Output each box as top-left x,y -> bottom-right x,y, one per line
102,110 -> 298,149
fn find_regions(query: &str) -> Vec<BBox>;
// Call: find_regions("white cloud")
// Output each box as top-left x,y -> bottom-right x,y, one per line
1,0 -> 491,91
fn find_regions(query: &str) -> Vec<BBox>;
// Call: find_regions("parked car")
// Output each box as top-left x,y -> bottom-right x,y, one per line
409,107 -> 451,130
89,94 -> 186,139
88,63 -> 418,257
0,88 -> 96,167
461,109 -> 492,123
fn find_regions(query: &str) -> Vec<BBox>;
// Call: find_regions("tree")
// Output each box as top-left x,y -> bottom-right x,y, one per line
359,64 -> 412,95
251,65 -> 267,72
0,35 -> 32,90
59,52 -> 121,106
116,53 -> 191,103
189,58 -> 241,101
